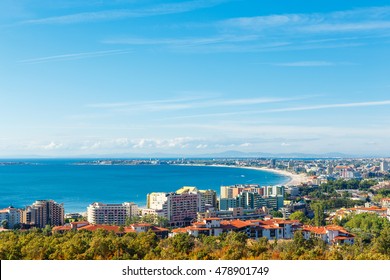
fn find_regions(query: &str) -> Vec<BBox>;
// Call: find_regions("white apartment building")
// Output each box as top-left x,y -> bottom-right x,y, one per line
87,202 -> 138,225
0,207 -> 21,229
147,192 -> 168,210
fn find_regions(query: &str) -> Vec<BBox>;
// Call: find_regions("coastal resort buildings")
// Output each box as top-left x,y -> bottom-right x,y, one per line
0,206 -> 21,229
87,202 -> 138,225
171,217 -> 355,245
145,187 -> 218,227
21,200 -> 64,228
219,184 -> 284,211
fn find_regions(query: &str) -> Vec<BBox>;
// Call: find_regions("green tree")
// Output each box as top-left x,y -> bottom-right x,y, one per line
270,210 -> 283,218
311,202 -> 325,226
289,211 -> 307,223
1,220 -> 9,229
373,226 -> 390,256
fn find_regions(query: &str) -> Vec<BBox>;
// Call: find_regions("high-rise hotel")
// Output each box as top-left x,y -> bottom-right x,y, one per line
21,200 -> 64,228
87,202 -> 138,225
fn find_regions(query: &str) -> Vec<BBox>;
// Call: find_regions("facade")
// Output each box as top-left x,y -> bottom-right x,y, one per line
171,218 -> 302,241
220,184 -> 262,199
302,225 -> 355,245
87,202 -> 138,225
147,186 -> 213,226
199,189 -> 218,210
219,198 -> 237,210
0,207 -> 21,229
166,192 -> 200,226
171,218 -> 354,245
147,192 -> 168,210
21,200 -> 64,228
219,185 -> 284,211
380,161 -> 389,172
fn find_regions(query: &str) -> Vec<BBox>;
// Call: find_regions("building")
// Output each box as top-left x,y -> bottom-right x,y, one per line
220,184 -> 262,199
0,206 -> 21,229
165,191 -> 200,226
380,161 -> 389,172
21,200 -> 64,228
301,225 -> 355,245
53,222 -> 169,238
146,187 -> 214,226
87,202 -> 138,225
263,185 -> 285,196
171,218 -> 302,240
219,185 -> 284,211
199,189 -> 218,210
285,186 -> 300,197
219,198 -> 237,210
147,192 -> 168,210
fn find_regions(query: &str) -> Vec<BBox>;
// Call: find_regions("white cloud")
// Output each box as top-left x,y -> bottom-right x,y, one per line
131,137 -> 194,149
196,144 -> 208,149
42,142 -> 65,150
21,0 -> 229,25
267,100 -> 390,113
239,143 -> 252,147
220,6 -> 390,34
271,61 -> 334,67
18,49 -> 131,64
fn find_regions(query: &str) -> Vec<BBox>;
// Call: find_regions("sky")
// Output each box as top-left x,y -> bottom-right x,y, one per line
0,0 -> 390,157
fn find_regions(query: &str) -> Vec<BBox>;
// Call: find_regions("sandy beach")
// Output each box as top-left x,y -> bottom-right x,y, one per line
176,163 -> 309,186
252,167 -> 309,186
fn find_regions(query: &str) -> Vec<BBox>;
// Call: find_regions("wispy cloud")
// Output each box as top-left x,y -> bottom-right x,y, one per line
267,100 -> 390,113
101,6 -> 390,54
160,99 -> 390,120
18,49 -> 131,64
21,0 -> 228,25
220,6 -> 390,34
103,34 -> 259,46
86,95 -> 311,113
270,61 -> 335,67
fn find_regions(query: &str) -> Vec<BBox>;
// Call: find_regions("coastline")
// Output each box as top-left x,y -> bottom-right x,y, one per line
175,163 -> 309,187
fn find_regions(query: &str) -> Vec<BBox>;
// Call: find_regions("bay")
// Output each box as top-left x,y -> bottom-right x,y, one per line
0,159 -> 289,213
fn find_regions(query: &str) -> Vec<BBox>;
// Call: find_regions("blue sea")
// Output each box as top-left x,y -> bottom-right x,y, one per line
0,159 -> 289,213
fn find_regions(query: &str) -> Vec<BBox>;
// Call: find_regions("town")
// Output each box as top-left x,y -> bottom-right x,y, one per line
1,158 -> 390,249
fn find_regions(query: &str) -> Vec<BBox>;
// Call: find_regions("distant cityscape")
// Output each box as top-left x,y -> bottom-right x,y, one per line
1,157 -> 390,246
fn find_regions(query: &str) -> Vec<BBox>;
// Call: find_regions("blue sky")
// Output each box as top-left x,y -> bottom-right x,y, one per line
1,0 -> 390,157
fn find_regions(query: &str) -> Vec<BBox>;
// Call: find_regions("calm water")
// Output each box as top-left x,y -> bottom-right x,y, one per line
0,159 -> 289,213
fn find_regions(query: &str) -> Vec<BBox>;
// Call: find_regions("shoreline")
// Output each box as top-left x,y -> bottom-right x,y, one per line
174,163 -> 309,187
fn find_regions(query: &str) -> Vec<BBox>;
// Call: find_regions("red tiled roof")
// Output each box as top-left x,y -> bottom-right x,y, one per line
150,226 -> 169,232
220,219 -> 250,229
333,236 -> 354,240
302,225 -> 327,235
52,225 -> 71,231
124,227 -> 136,233
172,228 -> 187,233
186,227 -> 211,231
132,223 -> 152,227
70,221 -> 89,225
78,224 -> 121,233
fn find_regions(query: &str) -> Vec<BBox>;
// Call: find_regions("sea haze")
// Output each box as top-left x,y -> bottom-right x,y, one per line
0,159 -> 289,213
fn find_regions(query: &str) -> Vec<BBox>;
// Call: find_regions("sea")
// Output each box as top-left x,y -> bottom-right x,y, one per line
0,159 -> 289,213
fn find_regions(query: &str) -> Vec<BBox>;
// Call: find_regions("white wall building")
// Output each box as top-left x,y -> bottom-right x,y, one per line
147,192 -> 168,210
87,202 -> 138,225
0,207 -> 21,229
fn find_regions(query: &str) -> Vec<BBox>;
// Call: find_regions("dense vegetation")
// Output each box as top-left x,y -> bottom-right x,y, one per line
1,213 -> 389,260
